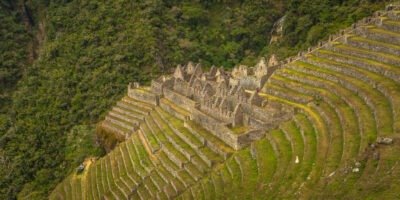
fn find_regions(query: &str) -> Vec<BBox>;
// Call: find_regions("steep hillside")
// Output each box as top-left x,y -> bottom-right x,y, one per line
0,0 -> 388,199
50,4 -> 400,200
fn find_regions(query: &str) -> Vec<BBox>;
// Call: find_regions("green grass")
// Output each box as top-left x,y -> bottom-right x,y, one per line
348,35 -> 400,51
267,129 -> 292,200
317,49 -> 400,81
235,149 -> 259,199
297,58 -> 393,137
110,150 -> 132,197
123,96 -> 154,111
151,110 -> 197,158
293,114 -> 318,189
220,165 -> 234,197
95,162 -> 105,198
230,126 -> 249,135
334,44 -> 400,63
265,82 -> 314,103
201,177 -> 215,200
161,98 -> 191,117
141,117 -> 161,152
118,144 -> 141,184
311,101 -> 343,175
252,138 -> 277,198
149,171 -> 167,192
281,66 -> 361,161
278,120 -> 304,198
105,156 -> 126,199
185,120 -> 234,154
368,26 -> 400,37
308,54 -> 400,134
157,107 -> 204,148
131,134 -> 153,171
124,138 -> 148,178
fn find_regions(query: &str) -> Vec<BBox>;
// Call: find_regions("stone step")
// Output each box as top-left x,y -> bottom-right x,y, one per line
291,60 -> 393,137
331,43 -> 400,66
112,106 -> 145,122
106,156 -> 129,199
155,107 -> 204,150
153,107 -> 222,169
88,166 -> 100,200
264,82 -> 314,104
115,158 -> 139,194
298,58 -> 378,148
155,165 -> 179,198
156,152 -> 192,194
346,35 -> 400,56
108,110 -> 140,127
183,162 -> 203,181
102,159 -> 123,200
316,49 -> 400,84
381,18 -> 400,33
109,151 -> 131,198
105,115 -> 135,132
123,138 -> 150,179
143,176 -> 159,197
277,120 -> 307,195
95,162 -> 106,198
116,101 -> 149,117
137,184 -> 152,200
201,178 -> 215,199
158,151 -> 180,176
225,157 -> 243,194
386,10 -> 400,21
291,114 -> 320,192
140,118 -> 162,153
309,102 -> 343,175
191,155 -> 209,174
145,111 -> 190,169
149,171 -> 167,193
160,98 -> 190,121
117,145 -> 140,187
184,120 -> 233,159
176,170 -> 195,188
112,153 -> 135,189
130,135 -> 154,174
100,120 -> 130,139
305,55 -> 400,134
122,96 -> 154,112
234,149 -> 259,198
251,138 -> 278,194
359,25 -> 400,45
150,111 -> 196,161
162,143 -> 188,168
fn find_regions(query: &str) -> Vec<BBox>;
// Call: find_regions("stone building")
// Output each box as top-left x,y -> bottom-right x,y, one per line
149,60 -> 293,149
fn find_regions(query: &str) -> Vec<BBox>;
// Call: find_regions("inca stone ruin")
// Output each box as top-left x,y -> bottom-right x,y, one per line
51,3 -> 400,200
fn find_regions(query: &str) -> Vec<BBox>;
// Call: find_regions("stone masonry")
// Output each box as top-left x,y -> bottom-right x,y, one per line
143,58 -> 294,150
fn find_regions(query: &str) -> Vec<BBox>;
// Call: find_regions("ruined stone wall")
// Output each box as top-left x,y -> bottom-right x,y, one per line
128,87 -> 159,106
151,80 -> 163,95
163,88 -> 198,111
173,80 -> 192,97
190,108 -> 241,149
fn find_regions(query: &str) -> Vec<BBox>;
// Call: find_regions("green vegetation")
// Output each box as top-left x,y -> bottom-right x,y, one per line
0,0 -> 389,199
269,0 -> 386,58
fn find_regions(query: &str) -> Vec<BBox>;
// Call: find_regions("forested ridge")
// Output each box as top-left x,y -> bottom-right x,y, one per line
0,0 -> 386,199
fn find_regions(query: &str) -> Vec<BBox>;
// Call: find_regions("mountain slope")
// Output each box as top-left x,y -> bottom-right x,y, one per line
50,4 -> 400,199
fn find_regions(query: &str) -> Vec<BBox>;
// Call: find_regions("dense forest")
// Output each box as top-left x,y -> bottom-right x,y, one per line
0,0 -> 387,199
